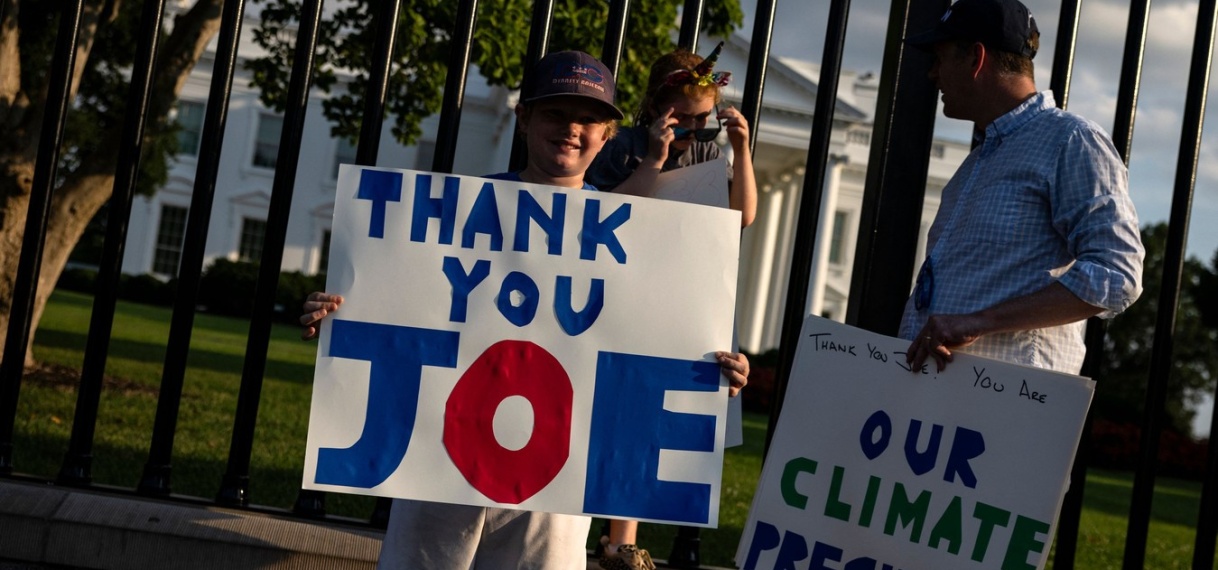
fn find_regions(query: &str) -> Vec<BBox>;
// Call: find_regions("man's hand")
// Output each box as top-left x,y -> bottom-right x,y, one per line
906,313 -> 984,373
300,292 -> 343,340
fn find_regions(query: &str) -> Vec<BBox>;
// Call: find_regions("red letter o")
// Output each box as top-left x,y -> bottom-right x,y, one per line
443,340 -> 573,503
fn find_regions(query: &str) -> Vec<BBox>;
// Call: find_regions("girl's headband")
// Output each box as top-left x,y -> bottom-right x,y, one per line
663,41 -> 732,88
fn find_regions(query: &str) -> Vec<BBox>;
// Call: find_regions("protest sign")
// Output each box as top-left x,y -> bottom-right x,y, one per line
653,158 -> 743,448
302,165 -> 741,527
654,157 -> 730,208
737,316 -> 1094,569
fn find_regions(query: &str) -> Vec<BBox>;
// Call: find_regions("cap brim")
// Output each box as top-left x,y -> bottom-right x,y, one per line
523,92 -> 625,121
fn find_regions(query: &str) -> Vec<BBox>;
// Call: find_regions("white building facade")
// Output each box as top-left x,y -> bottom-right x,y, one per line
123,19 -> 968,354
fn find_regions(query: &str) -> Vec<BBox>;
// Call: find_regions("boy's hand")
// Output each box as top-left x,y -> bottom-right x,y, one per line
301,292 -> 344,340
716,351 -> 749,397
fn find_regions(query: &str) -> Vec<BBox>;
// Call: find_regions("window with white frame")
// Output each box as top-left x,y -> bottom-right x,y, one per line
238,217 -> 268,263
253,114 -> 283,169
332,138 -> 357,179
153,205 -> 189,275
829,210 -> 849,265
175,101 -> 205,157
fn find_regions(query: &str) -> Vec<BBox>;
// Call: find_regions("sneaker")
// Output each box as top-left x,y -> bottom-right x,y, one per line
598,544 -> 656,570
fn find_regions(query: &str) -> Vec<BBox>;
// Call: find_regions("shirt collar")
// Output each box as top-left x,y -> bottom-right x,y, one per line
976,91 -> 1055,152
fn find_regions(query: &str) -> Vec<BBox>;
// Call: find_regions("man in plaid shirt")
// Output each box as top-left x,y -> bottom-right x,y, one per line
900,0 -> 1144,375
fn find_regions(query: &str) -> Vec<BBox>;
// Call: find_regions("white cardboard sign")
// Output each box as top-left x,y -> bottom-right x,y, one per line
737,316 -> 1094,569
303,165 -> 741,527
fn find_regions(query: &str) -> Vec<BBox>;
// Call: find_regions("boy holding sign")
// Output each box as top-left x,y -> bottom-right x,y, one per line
301,50 -> 750,569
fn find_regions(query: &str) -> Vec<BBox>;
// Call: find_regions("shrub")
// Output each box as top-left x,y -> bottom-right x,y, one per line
119,273 -> 176,306
740,349 -> 781,414
1086,419 -> 1207,479
198,259 -> 260,317
275,270 -> 327,323
57,267 -> 98,293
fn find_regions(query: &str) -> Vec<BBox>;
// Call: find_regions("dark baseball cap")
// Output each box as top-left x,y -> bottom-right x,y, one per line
906,0 -> 1039,59
521,51 -> 624,120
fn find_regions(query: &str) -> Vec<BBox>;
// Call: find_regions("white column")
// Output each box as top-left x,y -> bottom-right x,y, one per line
740,183 -> 783,353
808,154 -> 848,318
762,172 -> 804,350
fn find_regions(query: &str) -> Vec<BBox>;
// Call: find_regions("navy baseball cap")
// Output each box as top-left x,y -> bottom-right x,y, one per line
521,51 -> 624,120
906,0 -> 1039,59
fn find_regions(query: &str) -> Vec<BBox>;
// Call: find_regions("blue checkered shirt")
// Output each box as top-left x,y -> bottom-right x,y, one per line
899,92 -> 1144,374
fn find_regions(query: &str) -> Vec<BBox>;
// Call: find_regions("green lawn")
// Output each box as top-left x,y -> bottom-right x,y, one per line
12,289 -> 1215,568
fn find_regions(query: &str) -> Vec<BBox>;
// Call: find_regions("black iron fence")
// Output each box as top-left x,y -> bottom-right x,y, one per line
0,0 -> 1215,568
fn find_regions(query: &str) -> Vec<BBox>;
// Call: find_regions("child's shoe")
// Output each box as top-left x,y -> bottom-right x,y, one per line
598,543 -> 656,570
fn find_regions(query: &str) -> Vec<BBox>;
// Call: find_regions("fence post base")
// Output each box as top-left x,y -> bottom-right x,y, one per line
667,526 -> 701,568
216,473 -> 249,507
293,489 -> 326,518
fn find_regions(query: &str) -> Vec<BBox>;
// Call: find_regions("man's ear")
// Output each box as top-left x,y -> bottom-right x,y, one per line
970,42 -> 986,79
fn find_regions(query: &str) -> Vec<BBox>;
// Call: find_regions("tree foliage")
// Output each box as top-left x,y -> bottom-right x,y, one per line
1096,222 -> 1218,435
247,0 -> 744,145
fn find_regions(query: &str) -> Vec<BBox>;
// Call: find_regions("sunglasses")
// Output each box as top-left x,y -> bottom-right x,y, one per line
914,258 -> 934,310
672,106 -> 722,142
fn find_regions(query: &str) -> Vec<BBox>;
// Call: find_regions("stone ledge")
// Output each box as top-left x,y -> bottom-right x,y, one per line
1,480 -> 726,569
0,480 -> 381,569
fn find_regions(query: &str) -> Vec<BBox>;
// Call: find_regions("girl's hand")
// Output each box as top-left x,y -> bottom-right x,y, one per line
719,106 -> 750,150
716,351 -> 750,397
648,108 -> 678,164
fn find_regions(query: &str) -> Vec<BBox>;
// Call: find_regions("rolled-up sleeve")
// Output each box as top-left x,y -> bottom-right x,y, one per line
1053,126 -> 1145,318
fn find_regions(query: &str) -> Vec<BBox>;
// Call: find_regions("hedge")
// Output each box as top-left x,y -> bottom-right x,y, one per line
55,260 -> 325,324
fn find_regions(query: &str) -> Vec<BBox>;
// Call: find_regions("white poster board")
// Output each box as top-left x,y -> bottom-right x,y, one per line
737,316 -> 1094,569
653,158 -> 743,448
303,165 -> 741,527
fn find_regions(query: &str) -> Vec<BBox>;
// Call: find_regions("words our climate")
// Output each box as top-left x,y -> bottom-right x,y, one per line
741,409 -> 1052,570
313,170 -> 718,525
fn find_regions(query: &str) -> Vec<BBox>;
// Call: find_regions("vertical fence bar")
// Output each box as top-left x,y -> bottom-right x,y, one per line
738,0 -> 775,157
1047,0 -> 1081,109
843,0 -> 942,335
354,2 -> 401,169
1042,1 -> 1087,566
1125,1 -> 1206,555
1111,0 -> 1155,566
431,0 -> 480,174
507,0 -> 556,172
138,0 -> 247,497
296,0 -> 403,523
1178,2 -> 1218,568
0,0 -> 84,476
1111,0 -> 1150,164
677,0 -> 705,52
57,0 -> 169,486
765,0 -> 851,457
600,0 -> 630,78
216,0 -> 325,508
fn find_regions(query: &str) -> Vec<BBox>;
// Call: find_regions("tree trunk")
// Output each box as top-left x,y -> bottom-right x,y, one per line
0,0 -> 223,369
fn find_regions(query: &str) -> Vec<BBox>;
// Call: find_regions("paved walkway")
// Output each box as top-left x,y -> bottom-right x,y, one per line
1,480 -> 722,569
